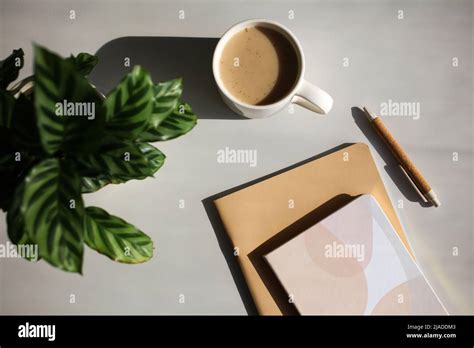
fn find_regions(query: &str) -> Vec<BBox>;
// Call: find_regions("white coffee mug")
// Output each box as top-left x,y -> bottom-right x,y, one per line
212,19 -> 333,119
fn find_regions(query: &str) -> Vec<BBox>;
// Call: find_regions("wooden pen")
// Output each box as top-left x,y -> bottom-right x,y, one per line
363,106 -> 441,207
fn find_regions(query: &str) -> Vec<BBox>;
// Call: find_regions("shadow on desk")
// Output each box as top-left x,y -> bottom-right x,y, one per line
90,36 -> 246,120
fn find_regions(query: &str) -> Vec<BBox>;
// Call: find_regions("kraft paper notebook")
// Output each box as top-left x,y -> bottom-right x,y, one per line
264,194 -> 446,315
213,143 -> 411,315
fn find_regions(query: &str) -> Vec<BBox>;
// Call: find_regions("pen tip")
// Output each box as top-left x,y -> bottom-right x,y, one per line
425,190 -> 441,208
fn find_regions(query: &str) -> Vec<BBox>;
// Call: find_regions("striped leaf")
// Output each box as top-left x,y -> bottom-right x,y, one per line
138,101 -> 197,142
148,78 -> 183,128
80,142 -> 165,193
0,89 -> 15,128
6,181 -> 39,261
81,175 -> 111,194
136,142 -> 165,173
84,206 -> 153,263
76,140 -> 165,184
34,45 -> 105,155
66,53 -> 98,76
21,158 -> 84,273
0,48 -> 24,89
104,66 -> 154,139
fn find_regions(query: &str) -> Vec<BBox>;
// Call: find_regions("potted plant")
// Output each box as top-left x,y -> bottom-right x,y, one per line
0,45 -> 197,273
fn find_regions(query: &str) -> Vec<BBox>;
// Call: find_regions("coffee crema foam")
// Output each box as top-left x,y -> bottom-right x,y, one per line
219,26 -> 299,105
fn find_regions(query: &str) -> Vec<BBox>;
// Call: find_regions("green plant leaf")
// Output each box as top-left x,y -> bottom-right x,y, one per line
34,44 -> 105,155
0,48 -> 24,89
79,142 -> 164,193
136,142 -> 165,173
138,101 -> 197,142
76,140 -> 165,183
148,78 -> 183,128
6,181 -> 39,261
84,206 -> 153,263
81,175 -> 111,194
104,66 -> 154,139
21,158 -> 84,273
0,89 -> 15,128
66,53 -> 98,77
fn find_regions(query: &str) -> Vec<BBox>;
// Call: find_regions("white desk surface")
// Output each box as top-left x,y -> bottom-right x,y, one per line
0,0 -> 472,314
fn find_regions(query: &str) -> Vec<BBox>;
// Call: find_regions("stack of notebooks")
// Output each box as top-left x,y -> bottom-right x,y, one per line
211,143 -> 446,315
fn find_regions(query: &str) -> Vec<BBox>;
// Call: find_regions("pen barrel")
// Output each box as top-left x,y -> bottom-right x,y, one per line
372,117 -> 432,194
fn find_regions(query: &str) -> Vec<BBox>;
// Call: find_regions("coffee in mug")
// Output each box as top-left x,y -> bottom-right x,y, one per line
219,26 -> 299,106
213,19 -> 333,118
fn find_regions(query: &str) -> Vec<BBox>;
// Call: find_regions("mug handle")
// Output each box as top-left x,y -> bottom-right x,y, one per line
292,79 -> 333,114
